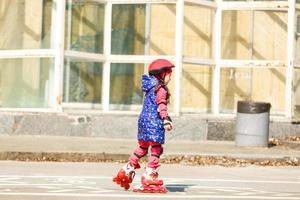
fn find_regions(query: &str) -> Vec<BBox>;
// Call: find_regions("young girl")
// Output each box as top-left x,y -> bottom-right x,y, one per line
113,59 -> 174,193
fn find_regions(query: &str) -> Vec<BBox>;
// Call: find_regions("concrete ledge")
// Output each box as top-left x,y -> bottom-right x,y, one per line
0,152 -> 299,167
0,113 -> 300,141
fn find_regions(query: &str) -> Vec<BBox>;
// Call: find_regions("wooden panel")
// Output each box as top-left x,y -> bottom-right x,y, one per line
295,10 -> 300,63
220,67 -> 285,114
149,4 -> 176,55
293,68 -> 300,117
222,10 -> 251,59
181,64 -> 212,111
253,11 -> 287,60
70,3 -> 104,53
183,3 -> 213,59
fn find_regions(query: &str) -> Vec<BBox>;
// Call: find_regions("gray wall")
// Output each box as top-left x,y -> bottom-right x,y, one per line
0,113 -> 300,140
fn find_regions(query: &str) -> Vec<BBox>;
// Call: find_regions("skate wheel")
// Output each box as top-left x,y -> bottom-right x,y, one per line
113,176 -> 131,190
133,185 -> 167,193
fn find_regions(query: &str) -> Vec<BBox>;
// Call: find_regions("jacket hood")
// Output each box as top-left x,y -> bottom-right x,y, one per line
142,75 -> 158,92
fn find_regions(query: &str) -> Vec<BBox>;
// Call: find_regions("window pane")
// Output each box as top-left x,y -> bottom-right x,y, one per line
63,61 -> 102,103
111,5 -> 145,55
65,1 -> 104,53
220,67 -> 285,115
110,63 -> 144,110
0,58 -> 53,108
0,0 -> 52,49
293,68 -> 300,118
222,10 -> 287,60
222,11 -> 251,59
295,12 -> 300,64
111,4 -> 175,55
184,4 -> 213,59
223,0 -> 288,2
253,11 -> 287,60
181,64 -> 212,112
148,4 -> 176,55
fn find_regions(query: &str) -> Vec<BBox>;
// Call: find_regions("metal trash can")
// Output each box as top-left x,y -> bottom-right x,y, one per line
235,101 -> 271,147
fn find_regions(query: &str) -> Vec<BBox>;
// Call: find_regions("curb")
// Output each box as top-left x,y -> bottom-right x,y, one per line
0,152 -> 299,166
281,141 -> 300,150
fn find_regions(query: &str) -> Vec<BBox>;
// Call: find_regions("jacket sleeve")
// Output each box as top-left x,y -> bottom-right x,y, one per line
156,86 -> 168,119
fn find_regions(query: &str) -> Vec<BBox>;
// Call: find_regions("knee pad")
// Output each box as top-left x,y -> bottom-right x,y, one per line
134,146 -> 148,158
151,145 -> 163,158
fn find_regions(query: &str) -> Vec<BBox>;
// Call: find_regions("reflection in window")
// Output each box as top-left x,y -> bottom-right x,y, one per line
295,15 -> 300,64
65,1 -> 104,53
0,0 -> 52,49
0,58 -> 53,108
222,10 -> 287,60
110,63 -> 144,110
111,5 -> 145,55
183,4 -> 213,59
181,64 -> 212,112
148,4 -> 176,55
293,68 -> 300,118
220,68 -> 285,114
63,61 -> 102,103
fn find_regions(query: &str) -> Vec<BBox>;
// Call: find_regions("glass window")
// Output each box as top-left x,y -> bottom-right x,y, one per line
148,4 -> 176,55
181,64 -> 212,112
223,0 -> 287,1
295,13 -> 300,64
220,67 -> 285,115
222,10 -> 287,60
111,4 -> 145,55
111,4 -> 176,55
110,63 -> 144,110
0,0 -> 52,49
65,1 -> 104,53
293,68 -> 300,118
183,3 -> 213,59
0,58 -> 53,108
222,11 -> 252,59
252,11 -> 287,60
63,60 -> 102,103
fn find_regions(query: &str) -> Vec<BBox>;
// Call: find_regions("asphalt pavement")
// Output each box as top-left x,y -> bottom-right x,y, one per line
0,161 -> 299,200
0,135 -> 299,165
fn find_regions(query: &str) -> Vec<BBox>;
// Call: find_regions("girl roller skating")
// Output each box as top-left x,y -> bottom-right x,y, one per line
112,59 -> 174,193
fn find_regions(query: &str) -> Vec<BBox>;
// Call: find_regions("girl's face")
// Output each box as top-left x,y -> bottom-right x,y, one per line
164,73 -> 172,85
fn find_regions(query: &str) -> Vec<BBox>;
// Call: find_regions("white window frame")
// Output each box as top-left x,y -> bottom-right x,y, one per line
183,0 -> 295,118
0,0 -> 65,112
0,0 -> 297,119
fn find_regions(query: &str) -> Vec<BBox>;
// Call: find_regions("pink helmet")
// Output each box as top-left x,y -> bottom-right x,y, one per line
148,59 -> 175,76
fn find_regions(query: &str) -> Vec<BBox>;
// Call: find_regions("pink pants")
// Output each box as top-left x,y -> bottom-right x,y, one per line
129,140 -> 163,169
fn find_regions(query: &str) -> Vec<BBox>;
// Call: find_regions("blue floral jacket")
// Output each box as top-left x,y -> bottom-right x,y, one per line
137,75 -> 165,144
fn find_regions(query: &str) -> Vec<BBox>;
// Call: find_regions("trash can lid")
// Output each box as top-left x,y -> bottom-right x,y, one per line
237,101 -> 271,114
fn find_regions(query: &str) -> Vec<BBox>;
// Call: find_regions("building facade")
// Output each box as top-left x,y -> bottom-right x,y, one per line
0,0 -> 300,140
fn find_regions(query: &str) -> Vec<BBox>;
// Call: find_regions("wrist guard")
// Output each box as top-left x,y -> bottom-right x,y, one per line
163,116 -> 172,127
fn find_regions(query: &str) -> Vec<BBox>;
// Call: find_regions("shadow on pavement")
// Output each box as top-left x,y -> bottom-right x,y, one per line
165,184 -> 195,192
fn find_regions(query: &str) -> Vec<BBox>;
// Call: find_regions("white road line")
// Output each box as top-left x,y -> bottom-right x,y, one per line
0,175 -> 300,184
0,192 -> 299,199
0,178 -> 21,181
0,184 -> 70,186
48,189 -> 81,193
188,185 -> 253,190
163,178 -> 300,184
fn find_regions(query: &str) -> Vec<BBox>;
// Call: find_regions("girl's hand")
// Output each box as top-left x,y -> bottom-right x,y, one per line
163,116 -> 173,132
164,123 -> 172,131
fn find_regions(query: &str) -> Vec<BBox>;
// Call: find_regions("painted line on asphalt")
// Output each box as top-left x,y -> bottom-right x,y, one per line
1,175 -> 300,185
163,178 -> 300,184
0,192 -> 299,199
0,184 -> 71,186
